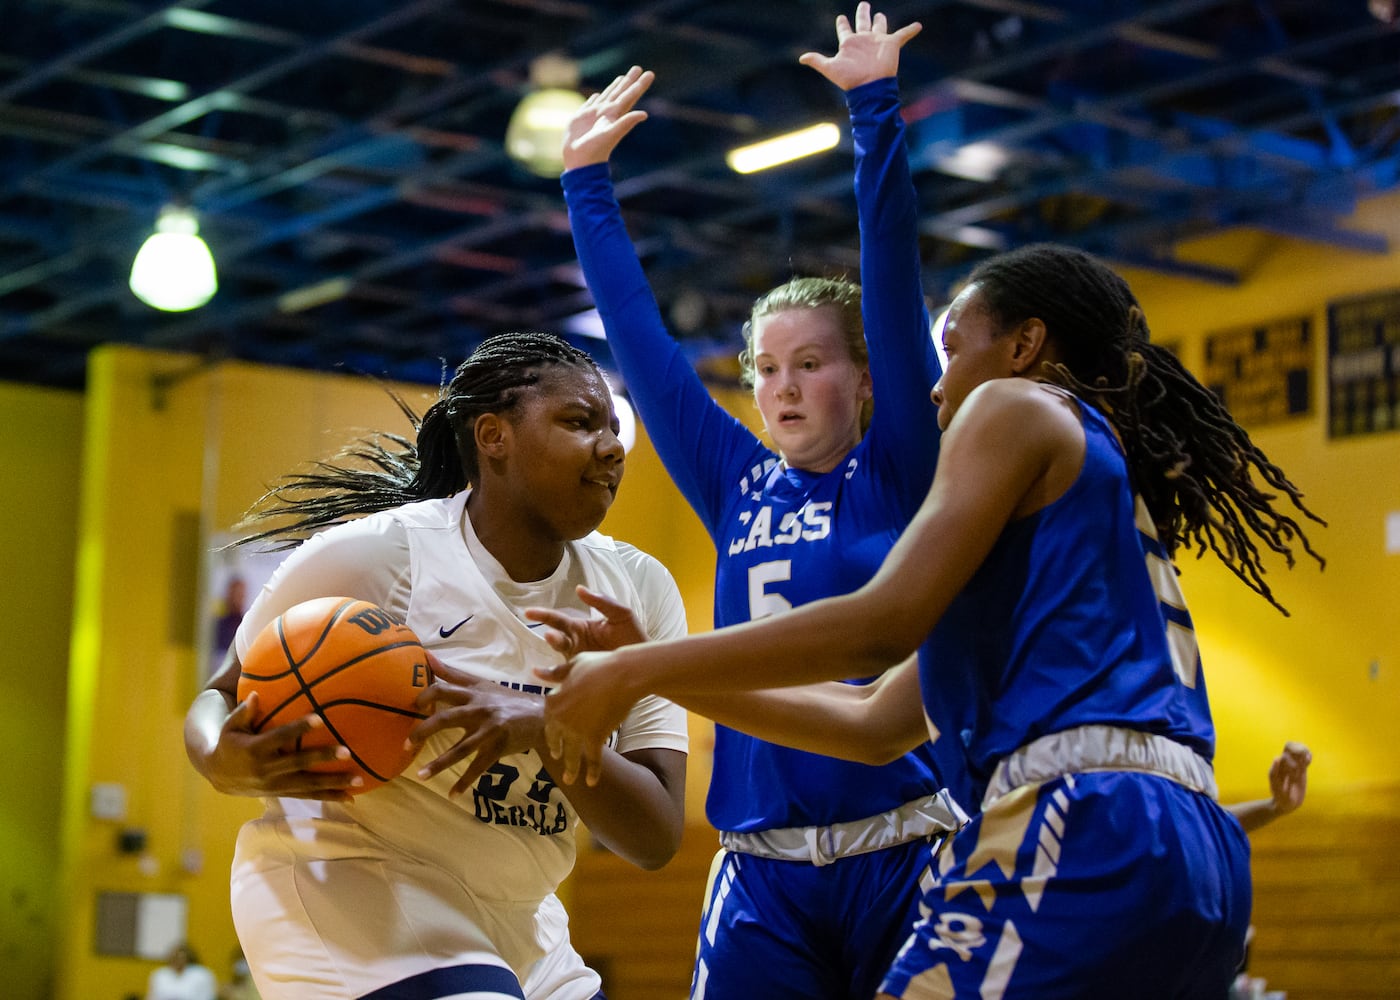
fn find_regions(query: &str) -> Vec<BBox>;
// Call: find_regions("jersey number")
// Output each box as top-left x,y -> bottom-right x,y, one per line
1137,499 -> 1199,688
747,560 -> 792,620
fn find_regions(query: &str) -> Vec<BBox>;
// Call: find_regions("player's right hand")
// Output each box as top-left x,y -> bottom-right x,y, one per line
562,65 -> 653,171
204,691 -> 360,801
1268,740 -> 1312,817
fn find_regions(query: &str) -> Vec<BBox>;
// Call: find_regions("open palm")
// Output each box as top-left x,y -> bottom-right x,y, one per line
799,3 -> 922,92
562,65 -> 654,171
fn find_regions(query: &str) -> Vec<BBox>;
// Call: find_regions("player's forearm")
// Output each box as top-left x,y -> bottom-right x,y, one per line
610,590 -> 912,700
553,748 -> 685,870
184,687 -> 235,780
679,684 -> 919,765
1226,797 -> 1282,834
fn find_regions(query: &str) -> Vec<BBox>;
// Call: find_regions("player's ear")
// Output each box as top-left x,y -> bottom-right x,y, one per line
1009,317 -> 1050,375
474,412 -> 510,459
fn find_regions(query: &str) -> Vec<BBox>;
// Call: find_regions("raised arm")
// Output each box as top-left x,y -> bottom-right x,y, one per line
805,4 -> 942,510
561,68 -> 763,528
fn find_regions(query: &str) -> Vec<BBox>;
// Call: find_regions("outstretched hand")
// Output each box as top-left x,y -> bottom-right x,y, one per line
535,650 -> 639,787
1268,740 -> 1312,817
562,65 -> 654,172
409,654 -> 546,796
525,585 -> 648,657
202,691 -> 361,801
799,2 -> 922,92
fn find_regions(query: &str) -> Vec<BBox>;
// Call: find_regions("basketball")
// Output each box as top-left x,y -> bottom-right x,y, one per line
238,596 -> 433,794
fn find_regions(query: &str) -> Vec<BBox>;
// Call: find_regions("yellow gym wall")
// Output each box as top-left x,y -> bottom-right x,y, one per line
1,191 -> 1396,999
0,383 -> 82,1000
1122,188 -> 1400,797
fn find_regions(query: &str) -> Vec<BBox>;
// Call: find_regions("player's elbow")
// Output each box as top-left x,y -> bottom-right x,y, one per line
632,843 -> 679,872
844,730 -> 925,767
866,740 -> 918,767
842,593 -> 928,668
613,824 -> 683,871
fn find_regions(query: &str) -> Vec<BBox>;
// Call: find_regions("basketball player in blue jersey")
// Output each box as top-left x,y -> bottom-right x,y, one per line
560,9 -> 971,999
538,242 -> 1325,999
185,333 -> 689,1000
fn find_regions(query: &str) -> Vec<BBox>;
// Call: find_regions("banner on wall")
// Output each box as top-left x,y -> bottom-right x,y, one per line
1327,288 -> 1400,439
1201,317 -> 1313,428
94,891 -> 186,960
203,534 -> 286,677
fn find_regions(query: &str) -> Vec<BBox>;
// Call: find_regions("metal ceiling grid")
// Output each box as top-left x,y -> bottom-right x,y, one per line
1,0 -> 1396,389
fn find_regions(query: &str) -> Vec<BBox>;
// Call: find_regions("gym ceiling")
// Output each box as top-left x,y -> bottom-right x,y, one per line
2,0 -> 1397,389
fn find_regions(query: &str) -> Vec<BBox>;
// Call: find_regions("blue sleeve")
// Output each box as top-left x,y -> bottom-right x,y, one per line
848,77 -> 943,519
562,164 -> 768,542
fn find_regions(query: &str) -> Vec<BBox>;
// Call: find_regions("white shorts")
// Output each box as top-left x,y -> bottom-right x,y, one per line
232,818 -> 601,1000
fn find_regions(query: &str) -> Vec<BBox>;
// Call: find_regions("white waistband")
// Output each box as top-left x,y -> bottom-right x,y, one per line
983,725 -> 1218,809
718,790 -> 968,867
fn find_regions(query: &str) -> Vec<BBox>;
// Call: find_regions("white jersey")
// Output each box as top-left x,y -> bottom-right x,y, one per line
230,491 -> 689,1000
146,964 -> 218,1000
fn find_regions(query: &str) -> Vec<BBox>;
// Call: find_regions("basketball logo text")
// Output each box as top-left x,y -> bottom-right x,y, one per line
348,606 -> 398,635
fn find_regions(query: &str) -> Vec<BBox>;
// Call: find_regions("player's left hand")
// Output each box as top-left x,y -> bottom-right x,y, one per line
799,2 -> 922,92
535,651 -> 637,786
409,655 -> 545,796
525,585 -> 647,657
562,65 -> 653,171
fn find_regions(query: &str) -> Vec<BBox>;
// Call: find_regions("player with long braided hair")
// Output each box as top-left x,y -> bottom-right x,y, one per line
537,243 -> 1324,999
967,245 -> 1323,611
234,331 -> 595,542
186,330 -> 689,1000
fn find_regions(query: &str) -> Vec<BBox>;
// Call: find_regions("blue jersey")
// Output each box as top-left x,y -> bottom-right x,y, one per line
921,395 -> 1217,794
564,78 -> 974,831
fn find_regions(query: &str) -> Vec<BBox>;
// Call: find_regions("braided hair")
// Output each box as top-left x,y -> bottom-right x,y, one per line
966,243 -> 1324,614
235,331 -> 602,549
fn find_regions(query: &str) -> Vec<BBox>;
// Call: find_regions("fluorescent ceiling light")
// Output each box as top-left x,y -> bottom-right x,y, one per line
278,277 -> 352,314
934,141 -> 1012,182
726,122 -> 840,174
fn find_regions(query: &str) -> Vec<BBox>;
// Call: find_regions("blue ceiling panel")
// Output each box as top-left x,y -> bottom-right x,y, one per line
0,0 -> 1395,388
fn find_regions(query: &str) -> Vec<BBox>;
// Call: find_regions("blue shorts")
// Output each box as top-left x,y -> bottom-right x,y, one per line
880,772 -> 1251,1000
692,837 -> 939,1000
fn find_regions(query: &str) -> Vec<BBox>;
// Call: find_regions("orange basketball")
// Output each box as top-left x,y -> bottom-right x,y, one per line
238,596 -> 433,794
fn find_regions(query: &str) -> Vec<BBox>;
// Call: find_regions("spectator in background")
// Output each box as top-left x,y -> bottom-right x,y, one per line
147,942 -> 217,1000
212,575 -> 247,660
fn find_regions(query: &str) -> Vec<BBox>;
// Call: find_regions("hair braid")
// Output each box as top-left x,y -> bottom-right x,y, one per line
234,332 -> 600,549
969,244 -> 1324,614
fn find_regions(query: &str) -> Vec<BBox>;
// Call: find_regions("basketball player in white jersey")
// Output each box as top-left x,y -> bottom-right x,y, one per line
185,332 -> 688,1000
